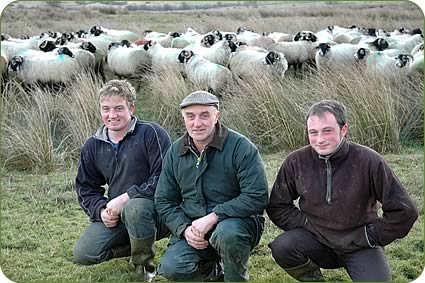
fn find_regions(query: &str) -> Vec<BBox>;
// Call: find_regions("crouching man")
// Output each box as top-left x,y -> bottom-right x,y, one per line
73,80 -> 171,281
155,91 -> 269,281
267,99 -> 418,281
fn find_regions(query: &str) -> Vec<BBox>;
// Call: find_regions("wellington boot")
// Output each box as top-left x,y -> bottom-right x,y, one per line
111,245 -> 131,259
129,235 -> 156,282
284,258 -> 325,282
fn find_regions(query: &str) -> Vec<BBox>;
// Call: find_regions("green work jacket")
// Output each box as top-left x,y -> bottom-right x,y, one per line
155,122 -> 269,238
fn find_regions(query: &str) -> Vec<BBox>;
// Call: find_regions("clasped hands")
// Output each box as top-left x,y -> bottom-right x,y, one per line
101,192 -> 130,228
184,212 -> 218,250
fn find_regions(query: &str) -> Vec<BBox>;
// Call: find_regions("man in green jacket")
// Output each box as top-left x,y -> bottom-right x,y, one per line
155,90 -> 269,281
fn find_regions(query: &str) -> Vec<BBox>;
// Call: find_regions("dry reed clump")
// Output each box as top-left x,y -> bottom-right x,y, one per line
222,78 -> 308,152
1,83 -> 68,172
0,75 -> 103,172
57,74 -> 103,156
142,67 -> 190,140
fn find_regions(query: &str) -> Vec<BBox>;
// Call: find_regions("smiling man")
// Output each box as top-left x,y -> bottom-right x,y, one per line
266,99 -> 418,282
73,80 -> 171,282
155,90 -> 269,281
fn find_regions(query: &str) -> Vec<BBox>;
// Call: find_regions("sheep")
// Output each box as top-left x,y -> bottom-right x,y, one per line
387,34 -> 423,54
170,37 -> 193,49
1,49 -> 8,81
1,36 -> 41,60
263,32 -> 292,42
89,25 -> 139,42
235,28 -> 263,45
358,49 -> 414,78
268,38 -> 318,71
408,52 -> 424,76
143,40 -> 183,73
144,31 -> 180,48
7,47 -> 80,85
170,27 -> 203,48
186,39 -> 238,66
106,41 -> 152,79
228,49 -> 288,81
358,37 -> 390,52
408,43 -> 424,76
411,42 -> 424,56
315,43 -> 369,72
177,50 -> 232,95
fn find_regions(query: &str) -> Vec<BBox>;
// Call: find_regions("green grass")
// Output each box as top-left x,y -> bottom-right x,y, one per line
1,147 -> 422,282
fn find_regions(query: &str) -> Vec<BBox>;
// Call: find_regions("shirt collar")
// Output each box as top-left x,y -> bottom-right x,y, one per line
94,116 -> 138,142
179,121 -> 228,156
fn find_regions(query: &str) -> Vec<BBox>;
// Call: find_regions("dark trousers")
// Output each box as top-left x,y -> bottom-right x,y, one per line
73,198 -> 170,265
269,228 -> 392,282
158,216 -> 264,282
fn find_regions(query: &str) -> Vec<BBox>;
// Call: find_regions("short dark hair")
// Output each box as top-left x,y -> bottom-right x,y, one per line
306,99 -> 347,128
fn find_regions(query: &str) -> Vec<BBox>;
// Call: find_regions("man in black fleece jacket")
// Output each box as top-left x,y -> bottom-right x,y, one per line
73,80 -> 171,282
267,99 -> 418,282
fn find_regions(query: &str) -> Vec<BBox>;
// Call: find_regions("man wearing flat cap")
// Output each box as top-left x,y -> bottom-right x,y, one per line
155,90 -> 269,281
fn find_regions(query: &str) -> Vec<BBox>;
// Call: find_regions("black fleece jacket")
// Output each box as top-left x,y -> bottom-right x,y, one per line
75,117 -> 171,222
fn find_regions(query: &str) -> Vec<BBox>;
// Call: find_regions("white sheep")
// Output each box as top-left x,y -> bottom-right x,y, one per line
409,45 -> 424,76
263,31 -> 292,42
143,40 -> 183,73
410,42 -> 424,56
228,49 -> 288,81
89,25 -> 139,42
268,39 -> 318,71
1,36 -> 41,60
1,49 -> 8,80
360,50 -> 414,78
315,43 -> 368,72
186,40 -> 238,66
106,42 -> 152,78
177,50 -> 232,95
387,34 -> 423,54
7,47 -> 80,84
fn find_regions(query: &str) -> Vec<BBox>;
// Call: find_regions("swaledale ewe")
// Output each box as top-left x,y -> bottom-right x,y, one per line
177,50 -> 233,95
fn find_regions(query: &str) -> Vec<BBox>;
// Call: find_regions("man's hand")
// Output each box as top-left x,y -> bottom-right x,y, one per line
101,208 -> 120,227
190,212 -> 219,239
184,225 -> 209,250
106,192 -> 130,217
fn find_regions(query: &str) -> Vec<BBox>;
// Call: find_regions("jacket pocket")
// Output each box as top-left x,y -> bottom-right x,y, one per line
353,225 -> 376,248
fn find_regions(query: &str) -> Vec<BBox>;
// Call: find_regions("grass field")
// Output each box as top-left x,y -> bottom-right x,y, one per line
1,145 -> 423,282
1,1 -> 424,282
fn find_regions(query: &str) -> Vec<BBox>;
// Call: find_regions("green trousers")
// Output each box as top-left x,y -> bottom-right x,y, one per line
158,215 -> 264,282
73,198 -> 169,265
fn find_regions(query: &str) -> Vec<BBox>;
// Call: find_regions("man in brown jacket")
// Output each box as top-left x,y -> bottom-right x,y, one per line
267,99 -> 418,281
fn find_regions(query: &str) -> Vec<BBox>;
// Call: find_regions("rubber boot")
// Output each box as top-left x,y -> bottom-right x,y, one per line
284,258 -> 325,282
129,235 -> 156,282
111,245 -> 131,259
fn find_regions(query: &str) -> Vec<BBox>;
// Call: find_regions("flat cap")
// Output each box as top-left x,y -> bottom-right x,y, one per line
179,91 -> 219,109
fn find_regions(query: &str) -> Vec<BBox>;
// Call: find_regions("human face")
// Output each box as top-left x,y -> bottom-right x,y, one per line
100,95 -> 134,135
182,104 -> 219,148
307,112 -> 347,156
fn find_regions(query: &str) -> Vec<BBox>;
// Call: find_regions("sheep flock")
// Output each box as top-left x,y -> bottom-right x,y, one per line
1,24 -> 423,94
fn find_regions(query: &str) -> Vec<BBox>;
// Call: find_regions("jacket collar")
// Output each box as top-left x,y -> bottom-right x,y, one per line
94,116 -> 138,142
311,138 -> 349,162
178,121 -> 228,156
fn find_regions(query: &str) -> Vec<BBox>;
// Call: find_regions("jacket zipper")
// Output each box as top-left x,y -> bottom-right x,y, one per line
189,147 -> 206,168
319,155 -> 332,205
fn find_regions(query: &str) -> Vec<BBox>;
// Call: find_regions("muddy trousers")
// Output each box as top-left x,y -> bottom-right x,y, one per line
73,198 -> 170,265
269,228 -> 392,282
158,216 -> 264,282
